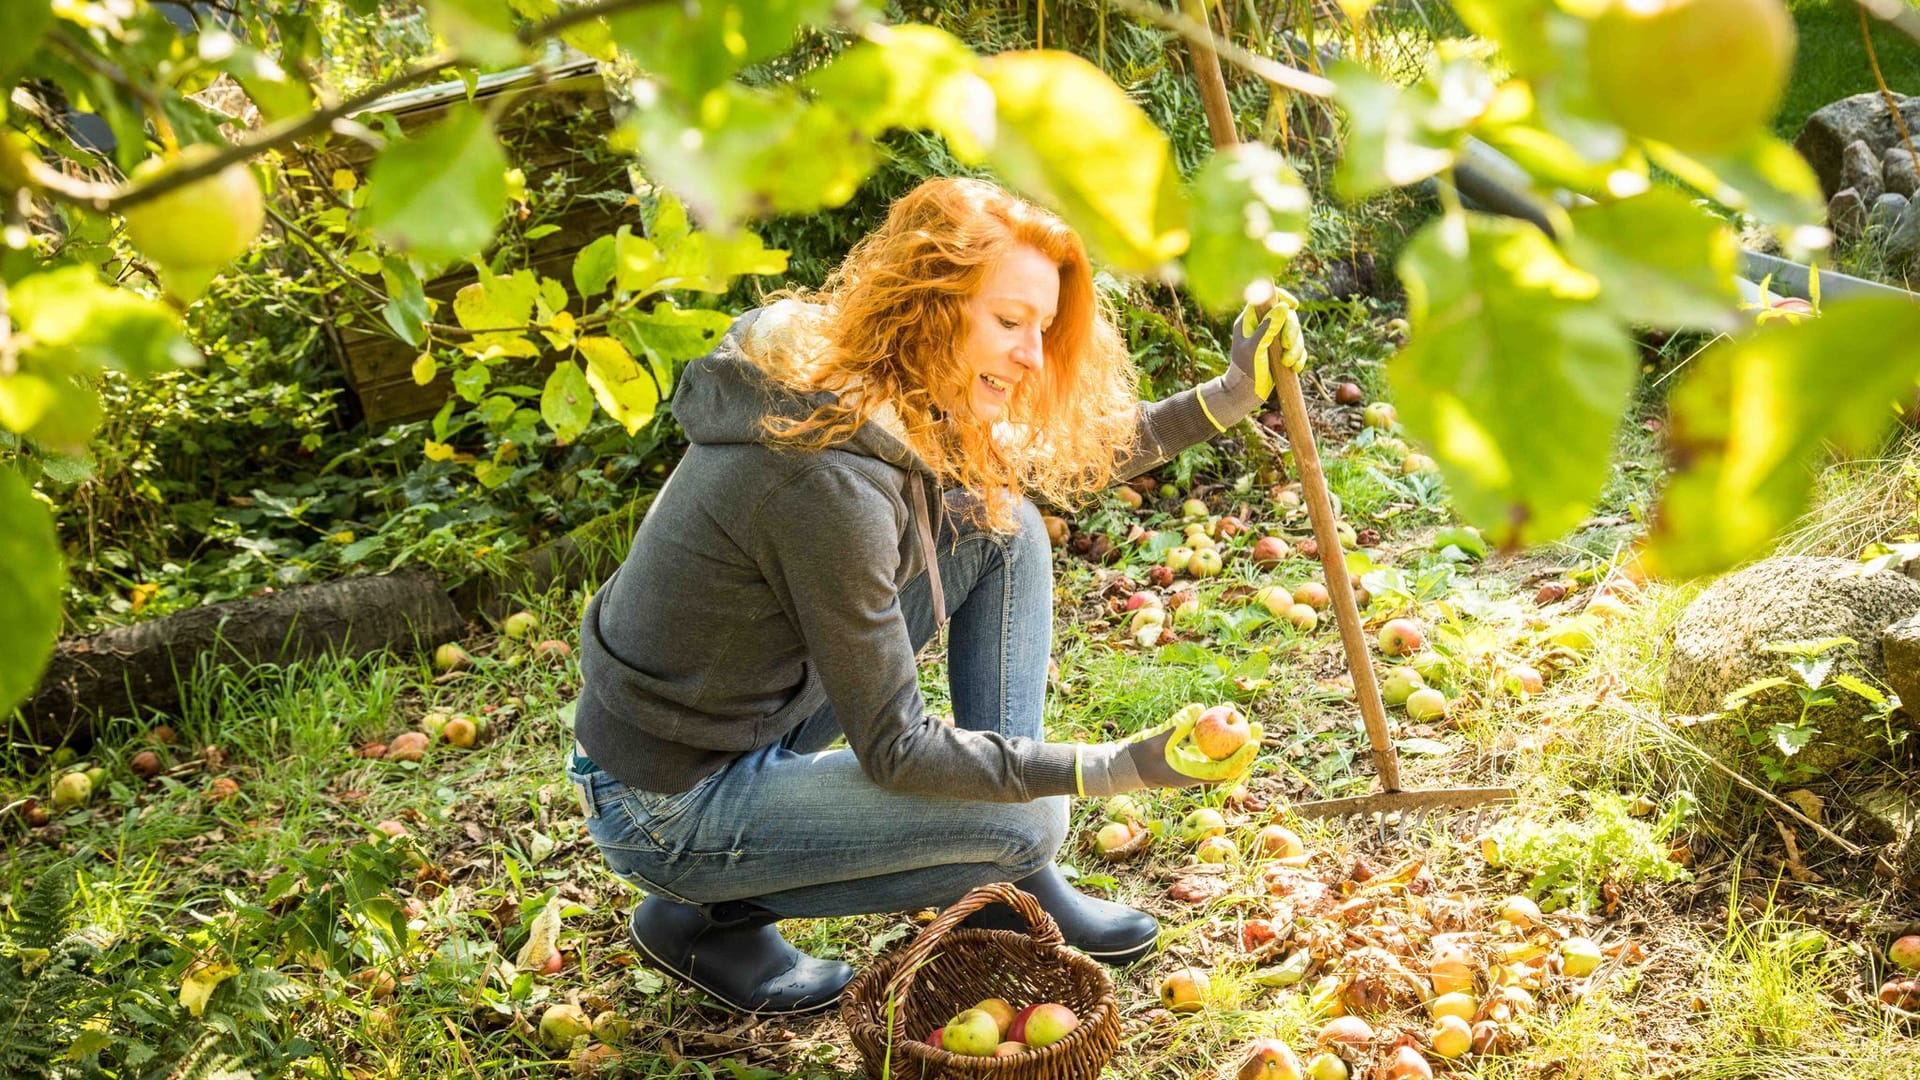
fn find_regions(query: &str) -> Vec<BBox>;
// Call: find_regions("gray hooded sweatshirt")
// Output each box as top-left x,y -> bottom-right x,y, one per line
574,306 -> 1251,802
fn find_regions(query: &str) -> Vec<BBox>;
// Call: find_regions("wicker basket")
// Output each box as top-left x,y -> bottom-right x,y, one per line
841,882 -> 1122,1080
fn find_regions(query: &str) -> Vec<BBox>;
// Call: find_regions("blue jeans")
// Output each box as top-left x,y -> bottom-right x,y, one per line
568,494 -> 1067,918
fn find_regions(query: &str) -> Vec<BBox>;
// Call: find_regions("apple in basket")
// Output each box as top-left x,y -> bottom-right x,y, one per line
1007,1002 -> 1079,1048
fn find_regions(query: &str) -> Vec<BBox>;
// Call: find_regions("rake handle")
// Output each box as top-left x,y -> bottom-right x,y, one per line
1182,3 -> 1401,794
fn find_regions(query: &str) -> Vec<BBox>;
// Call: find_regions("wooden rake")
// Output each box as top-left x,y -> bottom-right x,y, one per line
1181,5 -> 1513,832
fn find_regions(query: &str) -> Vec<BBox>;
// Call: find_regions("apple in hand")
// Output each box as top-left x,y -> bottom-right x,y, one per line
1192,705 -> 1251,760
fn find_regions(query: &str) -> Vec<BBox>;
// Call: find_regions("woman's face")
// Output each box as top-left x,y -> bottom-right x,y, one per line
953,243 -> 1059,423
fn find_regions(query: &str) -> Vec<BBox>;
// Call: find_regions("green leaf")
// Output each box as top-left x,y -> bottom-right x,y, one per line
0,373 -> 100,451
1562,188 -> 1741,332
1646,297 -> 1920,578
629,86 -> 877,226
660,230 -> 788,294
572,234 -> 617,299
1184,143 -> 1311,312
12,266 -> 200,378
382,298 -> 426,346
1648,135 -> 1823,230
982,50 -> 1189,274
425,0 -> 525,65
1331,57 -> 1494,201
1391,213 -> 1637,547
608,0 -> 853,102
804,25 -> 992,162
615,302 -> 732,369
0,468 -> 63,717
577,336 -> 660,434
362,105 -> 508,265
540,361 -> 594,445
0,2 -> 53,86
1831,673 -> 1888,706
454,362 -> 491,403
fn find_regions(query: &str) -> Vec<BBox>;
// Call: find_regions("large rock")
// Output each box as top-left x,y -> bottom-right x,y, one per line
1885,146 -> 1920,199
1870,192 -> 1910,238
1843,139 -> 1886,206
1828,187 -> 1867,242
1665,556 -> 1920,775
1889,198 -> 1920,261
1797,92 -> 1920,199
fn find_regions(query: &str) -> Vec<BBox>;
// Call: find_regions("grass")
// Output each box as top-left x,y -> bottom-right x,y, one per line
1779,1 -> 1920,143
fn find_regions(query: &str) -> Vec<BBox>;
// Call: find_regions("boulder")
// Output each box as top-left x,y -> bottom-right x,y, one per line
1882,611 -> 1920,721
1843,139 -> 1886,206
1870,192 -> 1910,238
1885,146 -> 1920,199
1797,92 -> 1920,199
1665,556 -> 1920,775
1828,187 -> 1868,242
1889,198 -> 1920,262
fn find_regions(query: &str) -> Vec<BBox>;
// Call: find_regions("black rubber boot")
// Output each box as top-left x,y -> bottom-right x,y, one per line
958,864 -> 1159,965
628,896 -> 854,1015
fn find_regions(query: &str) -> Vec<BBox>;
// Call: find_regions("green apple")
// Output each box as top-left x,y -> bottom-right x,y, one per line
1379,666 -> 1425,707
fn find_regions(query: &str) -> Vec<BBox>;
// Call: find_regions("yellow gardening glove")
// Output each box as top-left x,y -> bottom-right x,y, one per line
1237,287 -> 1306,402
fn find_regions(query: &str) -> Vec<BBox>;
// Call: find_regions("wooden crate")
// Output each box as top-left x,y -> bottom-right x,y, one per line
303,56 -> 636,427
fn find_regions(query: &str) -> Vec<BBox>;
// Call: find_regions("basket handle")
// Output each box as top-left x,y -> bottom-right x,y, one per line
882,882 -> 1064,1009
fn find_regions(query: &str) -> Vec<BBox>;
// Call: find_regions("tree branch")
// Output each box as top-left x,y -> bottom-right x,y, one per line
1097,0 -> 1336,99
31,0 -> 670,213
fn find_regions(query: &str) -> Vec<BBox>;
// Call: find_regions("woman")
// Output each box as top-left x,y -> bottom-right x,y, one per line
568,177 -> 1299,1015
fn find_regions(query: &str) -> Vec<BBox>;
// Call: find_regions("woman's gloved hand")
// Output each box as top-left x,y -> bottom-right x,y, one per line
1198,287 -> 1306,428
1121,704 -> 1261,789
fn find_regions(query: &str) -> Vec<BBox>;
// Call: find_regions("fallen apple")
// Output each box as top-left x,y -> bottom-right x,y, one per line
1182,498 -> 1210,519
374,819 -> 410,839
503,610 -> 540,640
206,777 -> 241,801
540,1003 -> 594,1052
1499,895 -> 1542,929
1379,666 -> 1425,707
1431,1014 -> 1471,1059
534,639 -> 573,661
1304,1051 -> 1349,1080
1043,516 -> 1071,549
1159,967 -> 1210,1012
1192,705 -> 1252,760
1377,619 -> 1425,657
1285,604 -> 1318,632
1291,582 -> 1330,611
1403,687 -> 1447,722
1429,952 -> 1475,997
1560,936 -> 1602,977
443,716 -> 479,748
1094,820 -> 1144,855
1335,381 -> 1364,406
1130,605 -> 1168,635
385,731 -> 430,762
1252,536 -> 1291,567
1254,585 -> 1293,617
1123,591 -> 1160,612
1585,593 -> 1632,621
1105,794 -> 1145,822
1236,1037 -> 1303,1080
433,643 -> 472,673
1216,515 -> 1246,539
51,772 -> 92,811
130,750 -> 163,780
1891,935 -> 1920,971
1507,664 -> 1545,695
1178,808 -> 1228,844
1148,565 -> 1176,588
1427,990 -> 1476,1023
1116,486 -> 1144,509
1362,402 -> 1397,430
1187,548 -> 1224,578
1164,546 -> 1195,573
591,1011 -> 633,1045
1316,1015 -> 1373,1050
1385,1044 -> 1433,1080
1255,823 -> 1305,859
1196,836 -> 1239,863
570,1043 -> 620,1078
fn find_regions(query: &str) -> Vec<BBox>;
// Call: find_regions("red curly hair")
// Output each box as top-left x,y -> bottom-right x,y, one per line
750,177 -> 1141,531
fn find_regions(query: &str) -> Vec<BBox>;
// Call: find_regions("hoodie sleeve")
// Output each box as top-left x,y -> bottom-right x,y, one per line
748,462 -> 1093,802
1109,380 -> 1260,481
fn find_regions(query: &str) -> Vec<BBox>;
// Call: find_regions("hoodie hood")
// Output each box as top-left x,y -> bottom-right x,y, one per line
671,304 -> 950,632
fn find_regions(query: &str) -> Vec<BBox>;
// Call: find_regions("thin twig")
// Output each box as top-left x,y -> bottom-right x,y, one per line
1638,708 -> 1865,856
1858,4 -> 1919,166
27,0 -> 673,212
1098,0 -> 1337,99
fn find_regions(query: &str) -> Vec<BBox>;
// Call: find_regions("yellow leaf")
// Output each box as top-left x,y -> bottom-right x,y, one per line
331,168 -> 358,192
423,438 -> 456,462
129,582 -> 158,612
577,336 -> 660,435
411,353 -> 438,386
179,959 -> 239,1018
331,530 -> 356,544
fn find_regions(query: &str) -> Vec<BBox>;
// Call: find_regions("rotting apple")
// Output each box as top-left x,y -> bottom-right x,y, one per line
1196,835 -> 1239,864
1335,381 -> 1365,406
443,716 -> 479,748
130,750 -> 163,780
1192,705 -> 1253,760
1385,1044 -> 1433,1079
1316,1015 -> 1373,1050
1116,486 -> 1144,509
539,1003 -> 593,1052
1235,1037 -> 1303,1080
1256,823 -> 1305,859
1377,619 -> 1424,657
1252,536 -> 1291,567
1499,895 -> 1543,929
385,732 -> 430,762
1043,516 -> 1071,549
1159,968 -> 1210,1013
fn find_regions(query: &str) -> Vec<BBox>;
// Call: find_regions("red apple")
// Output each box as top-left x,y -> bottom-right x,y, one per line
1291,582 -> 1330,610
1192,705 -> 1252,760
1020,1003 -> 1078,1048
1891,935 -> 1920,971
1377,618 -> 1425,657
1236,1037 -> 1303,1080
